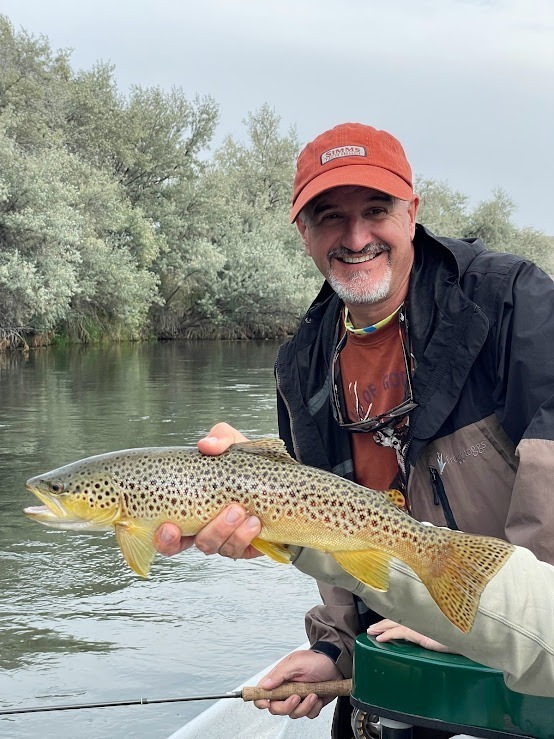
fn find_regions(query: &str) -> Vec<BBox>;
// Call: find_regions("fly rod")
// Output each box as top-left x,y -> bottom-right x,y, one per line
0,679 -> 352,716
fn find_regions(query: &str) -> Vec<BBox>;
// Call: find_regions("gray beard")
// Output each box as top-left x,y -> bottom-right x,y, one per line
327,266 -> 392,305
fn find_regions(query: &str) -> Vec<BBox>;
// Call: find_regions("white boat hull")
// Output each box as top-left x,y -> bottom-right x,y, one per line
167,643 -> 335,739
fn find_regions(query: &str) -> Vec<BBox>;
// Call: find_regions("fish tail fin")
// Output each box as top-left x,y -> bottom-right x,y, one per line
115,519 -> 157,577
417,531 -> 515,633
332,549 -> 392,591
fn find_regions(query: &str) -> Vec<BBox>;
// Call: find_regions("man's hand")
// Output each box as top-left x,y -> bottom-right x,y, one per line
367,619 -> 453,653
153,423 -> 262,559
253,650 -> 343,720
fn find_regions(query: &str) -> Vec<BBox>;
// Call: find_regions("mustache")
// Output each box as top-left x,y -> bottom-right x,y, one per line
329,242 -> 390,260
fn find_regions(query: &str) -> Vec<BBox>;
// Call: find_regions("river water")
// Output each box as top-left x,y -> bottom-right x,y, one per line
0,341 -> 320,739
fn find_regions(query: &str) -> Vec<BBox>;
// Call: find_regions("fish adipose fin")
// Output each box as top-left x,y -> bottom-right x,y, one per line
115,520 -> 157,578
230,439 -> 299,465
332,549 -> 391,591
382,489 -> 405,509
251,538 -> 293,564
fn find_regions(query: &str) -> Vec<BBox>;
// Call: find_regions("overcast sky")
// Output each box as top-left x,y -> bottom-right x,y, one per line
2,0 -> 553,233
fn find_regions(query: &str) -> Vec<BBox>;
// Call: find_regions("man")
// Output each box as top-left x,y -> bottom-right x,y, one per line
156,124 -> 554,730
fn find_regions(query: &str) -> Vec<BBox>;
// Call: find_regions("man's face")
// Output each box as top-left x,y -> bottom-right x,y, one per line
297,186 -> 419,315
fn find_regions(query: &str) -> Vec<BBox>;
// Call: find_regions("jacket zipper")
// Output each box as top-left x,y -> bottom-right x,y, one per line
429,467 -> 459,530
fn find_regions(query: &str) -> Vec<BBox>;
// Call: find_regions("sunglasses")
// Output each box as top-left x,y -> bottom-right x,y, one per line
331,307 -> 417,433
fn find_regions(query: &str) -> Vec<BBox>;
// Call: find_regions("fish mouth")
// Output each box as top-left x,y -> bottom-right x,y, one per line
24,482 -> 120,531
25,484 -> 71,517
24,484 -> 89,530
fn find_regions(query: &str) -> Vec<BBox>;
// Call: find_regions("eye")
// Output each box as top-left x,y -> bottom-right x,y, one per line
315,212 -> 342,226
49,482 -> 64,494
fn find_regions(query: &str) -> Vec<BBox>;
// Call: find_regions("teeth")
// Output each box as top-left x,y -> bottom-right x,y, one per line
341,253 -> 379,264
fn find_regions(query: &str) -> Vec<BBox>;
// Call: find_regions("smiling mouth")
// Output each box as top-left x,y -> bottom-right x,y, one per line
332,244 -> 389,265
339,252 -> 383,264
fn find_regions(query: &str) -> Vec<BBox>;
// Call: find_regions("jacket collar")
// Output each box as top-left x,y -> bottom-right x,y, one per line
407,226 -> 490,445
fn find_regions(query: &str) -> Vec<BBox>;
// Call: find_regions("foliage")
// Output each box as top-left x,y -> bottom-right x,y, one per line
149,105 -> 320,339
416,178 -> 470,237
0,14 -> 551,350
417,180 -> 553,274
0,124 -> 159,340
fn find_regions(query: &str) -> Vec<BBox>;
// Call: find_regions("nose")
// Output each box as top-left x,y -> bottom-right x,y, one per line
341,216 -> 376,252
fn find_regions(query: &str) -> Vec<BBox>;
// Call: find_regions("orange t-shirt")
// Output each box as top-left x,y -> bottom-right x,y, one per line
338,317 -> 406,490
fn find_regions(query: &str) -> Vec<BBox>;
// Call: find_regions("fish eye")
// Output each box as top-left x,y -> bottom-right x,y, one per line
49,482 -> 64,494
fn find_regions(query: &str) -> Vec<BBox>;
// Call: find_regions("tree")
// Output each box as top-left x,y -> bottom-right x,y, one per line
0,16 -> 219,344
1,14 -> 551,349
161,106 -> 320,338
0,125 -> 159,342
416,178 -> 470,237
417,178 -> 553,274
0,15 -> 72,151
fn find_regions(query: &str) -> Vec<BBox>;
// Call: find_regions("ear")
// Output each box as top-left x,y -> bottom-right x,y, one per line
296,220 -> 311,256
408,195 -> 420,239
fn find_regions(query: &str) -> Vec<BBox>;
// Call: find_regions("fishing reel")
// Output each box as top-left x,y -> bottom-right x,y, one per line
352,709 -> 381,738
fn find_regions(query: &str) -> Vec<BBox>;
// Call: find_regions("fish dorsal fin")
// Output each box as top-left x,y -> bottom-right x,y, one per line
332,549 -> 392,592
230,439 -> 298,465
115,519 -> 157,578
251,537 -> 293,564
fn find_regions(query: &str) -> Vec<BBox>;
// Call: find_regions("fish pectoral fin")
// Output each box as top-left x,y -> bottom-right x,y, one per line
115,520 -> 157,578
332,549 -> 392,591
251,538 -> 292,564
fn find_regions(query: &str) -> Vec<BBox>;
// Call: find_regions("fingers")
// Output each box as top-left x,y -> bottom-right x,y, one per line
368,621 -> 409,643
154,522 -> 195,556
195,505 -> 262,559
198,423 -> 248,456
155,424 -> 257,558
154,506 -> 262,559
367,619 -> 398,637
368,619 -> 421,645
252,650 -> 342,719
196,425 -> 267,558
367,620 -> 452,653
254,693 -> 324,719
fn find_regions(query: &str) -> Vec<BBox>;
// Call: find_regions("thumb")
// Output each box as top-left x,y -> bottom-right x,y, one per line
258,662 -> 297,690
198,423 -> 248,456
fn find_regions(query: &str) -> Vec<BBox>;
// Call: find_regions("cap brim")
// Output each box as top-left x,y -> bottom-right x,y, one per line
290,165 -> 413,223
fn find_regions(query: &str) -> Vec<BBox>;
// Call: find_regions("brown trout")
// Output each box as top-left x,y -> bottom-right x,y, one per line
24,439 -> 514,632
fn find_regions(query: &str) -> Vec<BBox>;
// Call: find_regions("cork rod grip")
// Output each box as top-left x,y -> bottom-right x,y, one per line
241,679 -> 352,702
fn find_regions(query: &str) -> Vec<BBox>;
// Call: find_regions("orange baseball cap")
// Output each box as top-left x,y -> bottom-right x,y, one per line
290,122 -> 413,222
